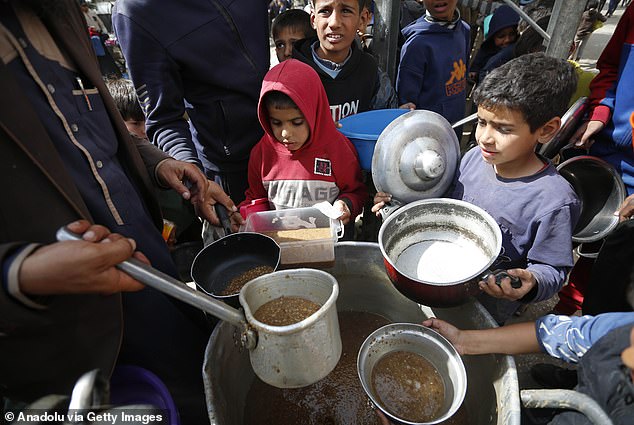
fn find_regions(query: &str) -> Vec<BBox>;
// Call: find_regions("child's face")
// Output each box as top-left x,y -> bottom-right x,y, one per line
311,0 -> 366,63
125,119 -> 147,139
274,27 -> 306,62
267,105 -> 310,152
474,105 -> 557,177
493,27 -> 518,49
422,0 -> 458,21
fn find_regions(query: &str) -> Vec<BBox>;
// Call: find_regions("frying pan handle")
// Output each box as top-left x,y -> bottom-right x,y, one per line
55,227 -> 248,328
482,269 -> 522,289
214,204 -> 233,235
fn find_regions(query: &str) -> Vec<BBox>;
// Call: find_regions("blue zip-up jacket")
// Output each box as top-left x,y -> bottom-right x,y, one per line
112,0 -> 269,173
396,16 -> 470,125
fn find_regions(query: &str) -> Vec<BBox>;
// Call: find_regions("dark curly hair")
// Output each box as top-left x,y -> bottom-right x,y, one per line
473,53 -> 577,132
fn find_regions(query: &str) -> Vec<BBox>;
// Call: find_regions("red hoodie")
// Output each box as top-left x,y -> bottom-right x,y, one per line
241,59 -> 367,218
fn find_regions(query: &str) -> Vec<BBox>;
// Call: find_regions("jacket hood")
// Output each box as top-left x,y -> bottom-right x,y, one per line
484,5 -> 519,45
258,59 -> 339,153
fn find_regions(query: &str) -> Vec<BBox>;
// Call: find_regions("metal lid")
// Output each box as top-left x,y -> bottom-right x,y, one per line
372,110 -> 460,203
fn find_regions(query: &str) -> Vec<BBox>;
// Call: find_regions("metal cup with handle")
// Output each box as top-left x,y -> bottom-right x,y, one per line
56,227 -> 342,388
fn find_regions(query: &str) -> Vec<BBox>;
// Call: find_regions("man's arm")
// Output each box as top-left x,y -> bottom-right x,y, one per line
112,12 -> 201,167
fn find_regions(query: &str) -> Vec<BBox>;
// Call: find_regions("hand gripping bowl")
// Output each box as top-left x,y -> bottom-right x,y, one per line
357,323 -> 467,425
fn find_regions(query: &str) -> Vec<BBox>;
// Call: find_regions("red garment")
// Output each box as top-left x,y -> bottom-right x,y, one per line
241,59 -> 367,217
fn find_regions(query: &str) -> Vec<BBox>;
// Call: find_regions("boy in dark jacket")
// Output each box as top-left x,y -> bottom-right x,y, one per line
469,4 -> 520,84
272,9 -> 316,63
292,0 -> 398,122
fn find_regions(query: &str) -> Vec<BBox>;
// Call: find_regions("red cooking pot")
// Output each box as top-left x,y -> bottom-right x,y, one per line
378,198 -> 516,307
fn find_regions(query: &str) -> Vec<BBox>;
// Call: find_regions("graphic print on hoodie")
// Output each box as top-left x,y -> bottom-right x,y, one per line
240,59 -> 367,218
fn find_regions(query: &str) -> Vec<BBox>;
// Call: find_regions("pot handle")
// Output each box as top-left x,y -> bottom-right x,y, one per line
215,203 -> 234,235
379,199 -> 403,221
482,269 -> 522,289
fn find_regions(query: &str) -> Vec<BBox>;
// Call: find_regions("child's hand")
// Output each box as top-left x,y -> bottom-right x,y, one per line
371,192 -> 392,216
334,199 -> 351,225
478,268 -> 536,301
399,102 -> 416,110
422,317 -> 466,355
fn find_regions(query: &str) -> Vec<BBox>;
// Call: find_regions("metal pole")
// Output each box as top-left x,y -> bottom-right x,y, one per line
545,0 -> 587,59
500,0 -> 551,42
521,389 -> 615,425
372,0 -> 401,83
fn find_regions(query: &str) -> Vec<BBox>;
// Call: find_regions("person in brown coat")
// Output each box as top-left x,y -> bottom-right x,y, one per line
0,0 -> 240,421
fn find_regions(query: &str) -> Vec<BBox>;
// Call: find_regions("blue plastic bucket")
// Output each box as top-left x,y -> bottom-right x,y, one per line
338,109 -> 410,171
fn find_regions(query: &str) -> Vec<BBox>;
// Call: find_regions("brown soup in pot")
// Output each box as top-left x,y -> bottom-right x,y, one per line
371,350 -> 445,423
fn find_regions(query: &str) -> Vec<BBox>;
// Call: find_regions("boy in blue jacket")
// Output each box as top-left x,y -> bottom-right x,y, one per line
396,0 -> 471,125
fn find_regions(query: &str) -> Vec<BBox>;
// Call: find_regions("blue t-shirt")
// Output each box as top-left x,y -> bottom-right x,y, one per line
451,148 -> 581,322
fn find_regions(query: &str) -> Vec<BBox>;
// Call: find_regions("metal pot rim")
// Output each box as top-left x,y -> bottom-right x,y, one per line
357,322 -> 467,425
239,268 -> 340,335
378,198 -> 502,285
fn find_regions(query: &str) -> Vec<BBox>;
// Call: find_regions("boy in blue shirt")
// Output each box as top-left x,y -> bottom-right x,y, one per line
396,0 -> 471,125
375,54 -> 581,324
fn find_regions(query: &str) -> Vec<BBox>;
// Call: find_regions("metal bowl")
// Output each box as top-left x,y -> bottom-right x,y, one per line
357,323 -> 467,425
557,156 -> 626,243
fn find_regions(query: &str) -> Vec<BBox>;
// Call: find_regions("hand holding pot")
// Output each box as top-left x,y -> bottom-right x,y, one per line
371,192 -> 392,217
479,268 -> 536,301
616,193 -> 634,222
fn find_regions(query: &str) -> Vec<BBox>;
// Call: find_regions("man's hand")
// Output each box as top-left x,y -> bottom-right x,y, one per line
19,220 -> 146,296
615,193 -> 634,222
399,102 -> 416,110
155,159 -> 244,227
570,120 -> 605,149
478,268 -> 536,301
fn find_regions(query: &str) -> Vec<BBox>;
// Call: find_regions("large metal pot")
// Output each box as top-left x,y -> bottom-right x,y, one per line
378,198 -> 505,307
203,243 -> 521,425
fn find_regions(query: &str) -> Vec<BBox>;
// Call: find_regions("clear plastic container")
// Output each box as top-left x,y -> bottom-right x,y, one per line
241,207 -> 343,267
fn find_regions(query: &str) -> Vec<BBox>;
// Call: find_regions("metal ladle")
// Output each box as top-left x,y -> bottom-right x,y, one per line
56,227 -> 342,389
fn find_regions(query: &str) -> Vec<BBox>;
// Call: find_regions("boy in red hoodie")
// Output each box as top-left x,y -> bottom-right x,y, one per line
240,59 -> 367,226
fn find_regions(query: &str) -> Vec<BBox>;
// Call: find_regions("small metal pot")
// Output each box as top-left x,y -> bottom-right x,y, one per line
357,323 -> 467,425
557,155 -> 626,243
378,199 -> 506,307
57,228 -> 341,389
240,269 -> 342,388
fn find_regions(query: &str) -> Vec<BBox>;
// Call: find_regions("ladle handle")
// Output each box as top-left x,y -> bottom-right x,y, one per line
215,204 -> 233,235
56,227 -> 248,328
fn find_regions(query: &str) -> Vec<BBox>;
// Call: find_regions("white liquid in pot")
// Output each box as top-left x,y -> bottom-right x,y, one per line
395,240 -> 490,284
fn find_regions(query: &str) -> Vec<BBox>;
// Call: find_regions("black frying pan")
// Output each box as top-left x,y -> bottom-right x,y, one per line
191,205 -> 280,302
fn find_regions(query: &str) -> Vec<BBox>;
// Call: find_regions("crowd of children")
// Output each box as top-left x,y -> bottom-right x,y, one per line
101,0 -> 634,422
